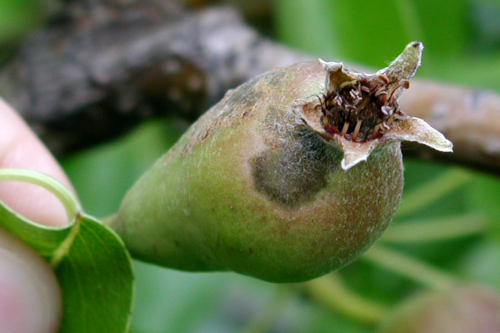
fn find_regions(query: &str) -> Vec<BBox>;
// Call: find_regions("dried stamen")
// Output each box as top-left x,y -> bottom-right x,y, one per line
372,124 -> 380,139
379,74 -> 390,84
312,42 -> 425,143
318,73 -> 402,142
341,121 -> 350,136
400,79 -> 410,89
381,106 -> 391,116
352,120 -> 363,141
386,113 -> 395,126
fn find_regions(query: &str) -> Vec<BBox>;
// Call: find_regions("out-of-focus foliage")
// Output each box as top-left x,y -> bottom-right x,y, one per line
0,0 -> 48,63
2,0 -> 500,332
0,0 -> 46,43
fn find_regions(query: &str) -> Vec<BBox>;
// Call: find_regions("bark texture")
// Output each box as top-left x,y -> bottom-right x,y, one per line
1,0 -> 499,174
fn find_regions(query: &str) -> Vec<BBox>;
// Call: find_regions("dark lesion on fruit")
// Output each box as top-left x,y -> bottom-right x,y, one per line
251,128 -> 340,208
317,74 -> 410,142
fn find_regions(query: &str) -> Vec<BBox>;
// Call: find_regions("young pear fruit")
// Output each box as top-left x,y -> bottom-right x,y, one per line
107,42 -> 452,283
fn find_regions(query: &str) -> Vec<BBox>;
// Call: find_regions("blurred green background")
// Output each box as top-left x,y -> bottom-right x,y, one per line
2,0 -> 500,332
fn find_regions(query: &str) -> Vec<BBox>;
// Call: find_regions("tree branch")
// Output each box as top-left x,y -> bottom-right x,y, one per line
0,4 -> 309,154
1,1 -> 499,175
400,81 -> 500,174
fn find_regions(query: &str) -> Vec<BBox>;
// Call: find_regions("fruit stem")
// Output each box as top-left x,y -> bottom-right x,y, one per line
396,168 -> 473,218
303,273 -> 388,324
381,212 -> 487,243
362,245 -> 459,290
237,285 -> 290,333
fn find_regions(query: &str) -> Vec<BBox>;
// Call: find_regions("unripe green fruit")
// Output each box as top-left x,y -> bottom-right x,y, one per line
378,285 -> 500,333
108,42 -> 452,283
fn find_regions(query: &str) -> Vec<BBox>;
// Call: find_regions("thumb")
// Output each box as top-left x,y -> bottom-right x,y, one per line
0,99 -> 75,227
0,228 -> 62,333
0,99 -> 73,333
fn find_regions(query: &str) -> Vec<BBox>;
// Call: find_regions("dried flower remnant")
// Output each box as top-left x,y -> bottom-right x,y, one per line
301,42 -> 452,170
108,42 -> 453,283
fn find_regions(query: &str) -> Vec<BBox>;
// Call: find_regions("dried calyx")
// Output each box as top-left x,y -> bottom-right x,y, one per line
318,64 -> 408,142
301,42 -> 453,170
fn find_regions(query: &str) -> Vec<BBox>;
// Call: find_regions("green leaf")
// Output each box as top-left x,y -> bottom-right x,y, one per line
321,0 -> 413,67
63,118 -> 184,218
396,167 -> 473,219
465,172 -> 500,240
410,0 -> 468,59
276,0 -> 415,67
275,0 -> 340,59
0,0 -> 47,43
0,169 -> 134,333
57,214 -> 134,332
459,239 -> 500,290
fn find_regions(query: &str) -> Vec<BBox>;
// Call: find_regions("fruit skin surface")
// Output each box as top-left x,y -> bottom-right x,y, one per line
110,61 -> 405,283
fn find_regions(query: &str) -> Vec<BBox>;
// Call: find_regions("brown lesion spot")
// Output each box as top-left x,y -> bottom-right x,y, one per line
251,128 -> 341,208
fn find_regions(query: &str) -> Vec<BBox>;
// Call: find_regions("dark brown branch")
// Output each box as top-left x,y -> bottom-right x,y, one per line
399,81 -> 500,175
0,4 -> 309,154
1,1 -> 500,175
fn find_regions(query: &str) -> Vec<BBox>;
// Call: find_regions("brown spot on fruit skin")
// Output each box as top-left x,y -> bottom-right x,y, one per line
252,128 -> 339,208
163,144 -> 178,165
